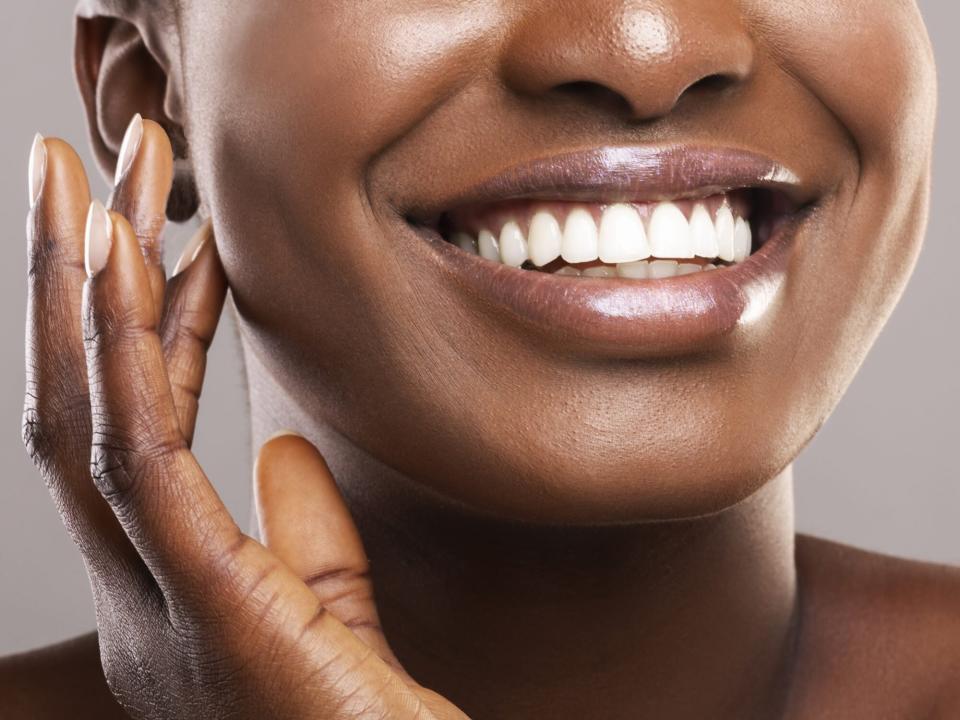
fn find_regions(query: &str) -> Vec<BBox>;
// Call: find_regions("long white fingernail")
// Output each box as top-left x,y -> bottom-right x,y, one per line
114,113 -> 143,186
84,200 -> 114,277
28,133 -> 47,208
173,230 -> 208,276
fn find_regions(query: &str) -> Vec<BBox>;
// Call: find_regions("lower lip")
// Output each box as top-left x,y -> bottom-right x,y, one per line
412,217 -> 801,359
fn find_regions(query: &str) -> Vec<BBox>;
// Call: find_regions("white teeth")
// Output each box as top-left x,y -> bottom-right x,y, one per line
582,265 -> 616,278
733,217 -> 752,263
457,195 -> 753,279
617,261 -> 650,279
649,260 -> 679,279
528,211 -> 563,267
561,209 -> 600,264
499,221 -> 529,268
478,229 -> 500,262
689,204 -> 720,259
648,202 -> 694,259
715,204 -> 736,263
598,204 -> 650,264
453,232 -> 478,255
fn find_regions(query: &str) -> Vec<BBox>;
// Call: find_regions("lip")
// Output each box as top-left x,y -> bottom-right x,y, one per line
407,145 -> 809,222
402,146 -> 817,359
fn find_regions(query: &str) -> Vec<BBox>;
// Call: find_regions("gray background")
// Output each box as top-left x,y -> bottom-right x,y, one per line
0,2 -> 956,655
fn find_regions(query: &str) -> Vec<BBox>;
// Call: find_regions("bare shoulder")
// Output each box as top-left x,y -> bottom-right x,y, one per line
792,535 -> 960,718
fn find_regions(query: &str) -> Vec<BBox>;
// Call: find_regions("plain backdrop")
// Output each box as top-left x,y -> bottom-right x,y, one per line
0,2 -> 957,655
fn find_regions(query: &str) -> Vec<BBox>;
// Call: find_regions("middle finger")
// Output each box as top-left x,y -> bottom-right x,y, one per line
107,114 -> 173,321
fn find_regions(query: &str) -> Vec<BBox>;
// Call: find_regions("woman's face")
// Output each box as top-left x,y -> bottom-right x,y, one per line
173,0 -> 935,523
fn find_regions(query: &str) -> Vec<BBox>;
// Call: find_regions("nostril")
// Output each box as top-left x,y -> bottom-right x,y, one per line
684,72 -> 740,96
553,80 -> 634,117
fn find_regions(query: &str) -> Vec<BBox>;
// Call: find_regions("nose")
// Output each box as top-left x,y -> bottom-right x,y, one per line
499,1 -> 755,121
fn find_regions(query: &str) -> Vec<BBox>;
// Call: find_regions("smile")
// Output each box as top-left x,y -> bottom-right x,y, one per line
404,146 -> 818,358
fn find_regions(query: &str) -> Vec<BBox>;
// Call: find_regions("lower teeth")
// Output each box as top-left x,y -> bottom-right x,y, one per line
550,260 -> 720,279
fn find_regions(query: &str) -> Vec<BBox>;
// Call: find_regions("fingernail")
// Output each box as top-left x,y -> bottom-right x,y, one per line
173,230 -> 208,276
84,200 -> 114,278
28,133 -> 47,208
114,113 -> 143,186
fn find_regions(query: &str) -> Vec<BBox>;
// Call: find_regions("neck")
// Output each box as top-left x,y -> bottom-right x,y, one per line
245,347 -> 800,720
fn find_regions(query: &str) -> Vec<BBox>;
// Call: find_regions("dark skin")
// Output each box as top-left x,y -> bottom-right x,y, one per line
2,0 -> 958,718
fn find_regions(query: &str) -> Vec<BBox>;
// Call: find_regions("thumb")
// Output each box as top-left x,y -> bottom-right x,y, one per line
254,432 -> 409,676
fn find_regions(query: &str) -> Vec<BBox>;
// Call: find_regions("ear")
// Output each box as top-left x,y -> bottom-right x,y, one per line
75,3 -> 197,221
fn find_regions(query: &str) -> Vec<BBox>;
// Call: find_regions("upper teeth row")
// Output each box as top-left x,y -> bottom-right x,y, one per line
452,201 -> 752,268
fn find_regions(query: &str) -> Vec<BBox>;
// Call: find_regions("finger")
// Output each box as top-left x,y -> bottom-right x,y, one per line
23,136 -> 140,577
159,222 -> 228,444
108,115 -> 173,319
254,434 -> 408,674
82,207 -> 240,585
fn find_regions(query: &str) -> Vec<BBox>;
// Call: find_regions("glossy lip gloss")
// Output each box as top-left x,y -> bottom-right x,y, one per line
408,146 -> 808,216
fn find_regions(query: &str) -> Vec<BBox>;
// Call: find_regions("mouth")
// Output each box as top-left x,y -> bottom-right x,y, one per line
402,146 -> 818,357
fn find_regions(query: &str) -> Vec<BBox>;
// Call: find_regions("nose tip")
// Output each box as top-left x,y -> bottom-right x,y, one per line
500,2 -> 755,122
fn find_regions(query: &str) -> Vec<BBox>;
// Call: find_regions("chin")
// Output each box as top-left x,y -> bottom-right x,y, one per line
379,390 -> 808,526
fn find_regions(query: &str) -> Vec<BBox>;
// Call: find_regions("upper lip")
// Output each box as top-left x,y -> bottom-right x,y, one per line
406,145 -> 813,224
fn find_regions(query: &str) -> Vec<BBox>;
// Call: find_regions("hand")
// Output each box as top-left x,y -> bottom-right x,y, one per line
22,119 -> 468,720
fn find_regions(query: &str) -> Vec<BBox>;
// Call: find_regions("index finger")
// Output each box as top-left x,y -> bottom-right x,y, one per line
23,136 -> 142,578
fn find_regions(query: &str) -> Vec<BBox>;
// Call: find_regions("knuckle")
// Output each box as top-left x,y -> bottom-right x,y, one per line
304,566 -> 374,606
20,405 -> 51,471
171,381 -> 201,417
211,534 -> 276,595
160,312 -> 213,390
161,303 -> 213,350
83,302 -> 151,354
20,394 -> 91,472
196,533 -> 308,620
89,441 -> 132,504
168,321 -> 213,368
89,429 -> 187,510
26,225 -> 85,279
110,194 -> 165,259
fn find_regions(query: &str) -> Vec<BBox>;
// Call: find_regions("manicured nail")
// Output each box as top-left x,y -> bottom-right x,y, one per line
84,200 -> 114,278
173,230 -> 208,276
114,113 -> 143,186
28,134 -> 47,208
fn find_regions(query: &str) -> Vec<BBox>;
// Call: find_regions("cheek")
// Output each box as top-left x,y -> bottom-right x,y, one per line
185,1 -> 498,164
745,0 -> 936,382
180,0 -> 500,303
744,0 -> 936,169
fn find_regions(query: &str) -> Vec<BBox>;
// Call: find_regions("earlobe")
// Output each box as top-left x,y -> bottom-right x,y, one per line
74,11 -> 198,221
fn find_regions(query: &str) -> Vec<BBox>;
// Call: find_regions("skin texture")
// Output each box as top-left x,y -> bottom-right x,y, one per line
2,1 -> 958,719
